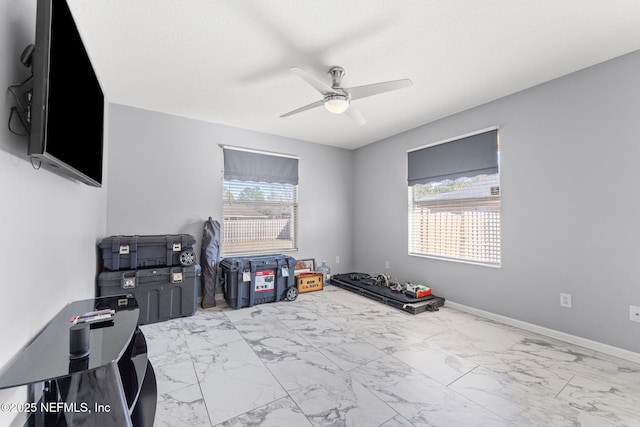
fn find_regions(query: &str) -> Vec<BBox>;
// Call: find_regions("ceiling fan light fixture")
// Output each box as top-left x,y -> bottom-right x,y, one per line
324,94 -> 350,114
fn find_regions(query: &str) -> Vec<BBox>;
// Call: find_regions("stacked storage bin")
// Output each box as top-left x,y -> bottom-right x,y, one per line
97,234 -> 200,325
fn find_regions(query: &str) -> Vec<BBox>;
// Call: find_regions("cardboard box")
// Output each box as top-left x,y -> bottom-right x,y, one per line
296,272 -> 323,293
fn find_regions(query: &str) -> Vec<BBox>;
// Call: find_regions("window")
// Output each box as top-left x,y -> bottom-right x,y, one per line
407,129 -> 500,266
222,147 -> 298,255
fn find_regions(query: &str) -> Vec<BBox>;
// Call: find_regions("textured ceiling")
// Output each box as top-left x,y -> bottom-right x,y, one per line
67,0 -> 640,150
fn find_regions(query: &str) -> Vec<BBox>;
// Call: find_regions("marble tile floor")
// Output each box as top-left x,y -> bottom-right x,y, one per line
140,286 -> 640,427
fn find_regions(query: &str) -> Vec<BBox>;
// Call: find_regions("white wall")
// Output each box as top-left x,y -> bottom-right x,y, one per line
0,1 -> 108,420
353,49 -> 640,354
106,104 -> 354,278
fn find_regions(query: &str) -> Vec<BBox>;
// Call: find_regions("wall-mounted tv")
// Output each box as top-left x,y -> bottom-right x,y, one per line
29,0 -> 104,187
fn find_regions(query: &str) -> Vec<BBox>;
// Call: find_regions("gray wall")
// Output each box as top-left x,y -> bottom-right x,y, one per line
106,104 -> 354,277
353,49 -> 640,353
0,1 -> 107,420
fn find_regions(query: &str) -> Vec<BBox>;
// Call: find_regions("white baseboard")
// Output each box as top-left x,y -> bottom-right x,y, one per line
445,300 -> 640,365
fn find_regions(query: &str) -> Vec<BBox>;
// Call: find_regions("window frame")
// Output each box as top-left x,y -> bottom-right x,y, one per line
407,128 -> 501,267
221,146 -> 299,256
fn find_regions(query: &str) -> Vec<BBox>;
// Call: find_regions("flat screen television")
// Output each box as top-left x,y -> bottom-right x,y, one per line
29,0 -> 104,187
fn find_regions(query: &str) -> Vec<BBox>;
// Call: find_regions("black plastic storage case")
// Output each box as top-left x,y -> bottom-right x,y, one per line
97,265 -> 200,325
99,234 -> 197,271
220,254 -> 296,309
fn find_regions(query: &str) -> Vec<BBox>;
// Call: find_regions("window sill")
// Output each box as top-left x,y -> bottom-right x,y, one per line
408,252 -> 502,269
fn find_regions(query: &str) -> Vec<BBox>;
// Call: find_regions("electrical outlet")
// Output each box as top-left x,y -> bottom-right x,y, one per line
630,305 -> 640,323
560,293 -> 572,308
385,261 -> 390,269
335,256 -> 340,264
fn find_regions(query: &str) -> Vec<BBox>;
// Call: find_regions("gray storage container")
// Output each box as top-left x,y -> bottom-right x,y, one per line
97,265 -> 200,325
99,234 -> 197,271
220,254 -> 298,309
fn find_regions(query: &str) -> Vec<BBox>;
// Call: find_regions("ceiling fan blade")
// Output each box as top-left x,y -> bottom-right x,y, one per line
344,104 -> 366,126
290,66 -> 337,95
347,79 -> 413,101
280,99 -> 325,118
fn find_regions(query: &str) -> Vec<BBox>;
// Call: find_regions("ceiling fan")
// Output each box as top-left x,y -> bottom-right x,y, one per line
280,66 -> 413,126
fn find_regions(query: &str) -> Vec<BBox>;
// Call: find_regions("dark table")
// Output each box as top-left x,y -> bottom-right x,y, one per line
0,295 -> 156,426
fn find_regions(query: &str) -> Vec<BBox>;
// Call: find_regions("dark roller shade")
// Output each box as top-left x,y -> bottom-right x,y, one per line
408,129 -> 498,186
224,148 -> 298,185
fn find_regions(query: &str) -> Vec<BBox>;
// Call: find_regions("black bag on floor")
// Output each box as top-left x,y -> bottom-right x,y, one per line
200,217 -> 221,308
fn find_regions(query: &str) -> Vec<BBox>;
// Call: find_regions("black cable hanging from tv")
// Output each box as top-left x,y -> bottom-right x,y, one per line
7,44 -> 35,137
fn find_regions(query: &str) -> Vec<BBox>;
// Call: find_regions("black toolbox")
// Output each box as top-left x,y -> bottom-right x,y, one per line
99,234 -> 197,271
220,254 -> 297,309
97,265 -> 200,325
